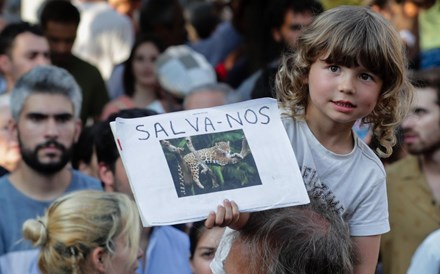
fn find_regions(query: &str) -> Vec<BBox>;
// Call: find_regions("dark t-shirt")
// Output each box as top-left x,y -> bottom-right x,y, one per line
58,55 -> 109,124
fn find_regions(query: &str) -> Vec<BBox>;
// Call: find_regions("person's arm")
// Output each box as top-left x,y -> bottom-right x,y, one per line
352,235 -> 381,274
204,199 -> 250,230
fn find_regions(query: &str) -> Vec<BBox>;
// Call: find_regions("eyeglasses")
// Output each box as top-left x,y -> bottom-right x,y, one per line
289,24 -> 304,31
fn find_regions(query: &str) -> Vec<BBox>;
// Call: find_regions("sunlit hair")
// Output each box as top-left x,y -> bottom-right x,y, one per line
10,65 -> 82,120
276,6 -> 413,158
22,190 -> 141,274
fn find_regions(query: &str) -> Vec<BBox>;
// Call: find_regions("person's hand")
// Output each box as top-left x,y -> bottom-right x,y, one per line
205,199 -> 250,230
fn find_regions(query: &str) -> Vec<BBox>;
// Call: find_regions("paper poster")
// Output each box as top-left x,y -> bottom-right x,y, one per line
111,98 -> 309,226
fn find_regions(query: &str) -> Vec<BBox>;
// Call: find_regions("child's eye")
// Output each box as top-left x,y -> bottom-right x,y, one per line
359,73 -> 374,81
413,108 -> 427,117
328,65 -> 340,73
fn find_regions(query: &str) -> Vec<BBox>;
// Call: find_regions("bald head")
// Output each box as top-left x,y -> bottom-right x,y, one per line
183,83 -> 232,110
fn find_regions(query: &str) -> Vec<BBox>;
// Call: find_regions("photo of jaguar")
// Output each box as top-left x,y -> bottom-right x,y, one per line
161,130 -> 262,197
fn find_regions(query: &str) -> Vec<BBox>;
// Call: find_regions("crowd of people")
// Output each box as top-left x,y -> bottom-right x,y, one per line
0,0 -> 439,273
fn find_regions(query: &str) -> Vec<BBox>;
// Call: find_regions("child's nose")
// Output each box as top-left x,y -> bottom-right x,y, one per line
338,74 -> 355,94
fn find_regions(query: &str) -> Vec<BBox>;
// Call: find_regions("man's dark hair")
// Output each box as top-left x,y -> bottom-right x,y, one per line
410,68 -> 440,106
139,0 -> 187,47
39,0 -> 80,29
72,124 -> 98,170
0,22 -> 44,55
140,0 -> 180,32
94,108 -> 158,171
266,0 -> 323,31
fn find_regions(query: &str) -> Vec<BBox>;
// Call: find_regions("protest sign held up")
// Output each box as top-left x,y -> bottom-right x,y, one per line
111,98 -> 309,226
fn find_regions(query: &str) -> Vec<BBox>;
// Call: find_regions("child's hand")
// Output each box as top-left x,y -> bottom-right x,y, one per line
205,199 -> 250,230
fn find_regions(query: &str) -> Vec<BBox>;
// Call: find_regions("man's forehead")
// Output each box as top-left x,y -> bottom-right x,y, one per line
414,87 -> 438,105
12,32 -> 49,52
21,93 -> 74,114
46,21 -> 77,35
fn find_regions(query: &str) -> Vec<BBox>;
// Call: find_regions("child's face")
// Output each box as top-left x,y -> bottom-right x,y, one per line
305,58 -> 382,126
191,227 -> 225,274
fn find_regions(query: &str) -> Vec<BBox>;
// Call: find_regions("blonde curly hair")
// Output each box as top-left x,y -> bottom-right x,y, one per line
276,6 -> 413,158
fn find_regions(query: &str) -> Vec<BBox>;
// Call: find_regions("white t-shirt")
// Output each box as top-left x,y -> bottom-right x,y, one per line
73,2 -> 134,80
282,114 -> 389,236
210,113 -> 390,273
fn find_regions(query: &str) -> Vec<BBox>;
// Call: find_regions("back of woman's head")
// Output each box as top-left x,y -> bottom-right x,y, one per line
276,5 -> 413,158
22,190 -> 141,274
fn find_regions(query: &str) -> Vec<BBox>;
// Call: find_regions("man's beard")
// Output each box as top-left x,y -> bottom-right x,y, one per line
19,139 -> 72,175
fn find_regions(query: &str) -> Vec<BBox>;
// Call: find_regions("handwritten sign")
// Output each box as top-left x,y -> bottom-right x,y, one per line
111,98 -> 309,226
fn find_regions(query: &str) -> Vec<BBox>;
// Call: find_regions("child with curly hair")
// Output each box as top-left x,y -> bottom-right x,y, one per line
207,5 -> 413,274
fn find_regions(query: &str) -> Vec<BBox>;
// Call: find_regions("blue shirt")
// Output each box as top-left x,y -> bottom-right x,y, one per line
138,226 -> 192,274
0,170 -> 102,274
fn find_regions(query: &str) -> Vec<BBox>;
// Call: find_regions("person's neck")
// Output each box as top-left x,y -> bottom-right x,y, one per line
305,116 -> 354,154
132,84 -> 158,108
420,148 -> 440,174
9,162 -> 72,201
418,149 -> 440,205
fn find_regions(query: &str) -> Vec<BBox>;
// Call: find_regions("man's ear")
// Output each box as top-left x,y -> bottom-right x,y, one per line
90,247 -> 107,273
98,162 -> 115,192
73,119 -> 82,143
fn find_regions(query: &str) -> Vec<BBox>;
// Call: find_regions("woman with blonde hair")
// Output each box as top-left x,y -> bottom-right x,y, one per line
22,190 -> 142,274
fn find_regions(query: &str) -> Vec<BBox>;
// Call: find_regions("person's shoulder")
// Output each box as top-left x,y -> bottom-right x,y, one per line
386,155 -> 418,178
71,170 -> 102,190
0,174 -> 10,189
279,105 -> 297,123
70,55 -> 102,74
425,229 -> 440,243
152,226 -> 189,245
355,137 -> 385,175
154,226 -> 188,238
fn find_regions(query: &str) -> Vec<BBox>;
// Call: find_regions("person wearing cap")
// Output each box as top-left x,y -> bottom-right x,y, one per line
155,45 -> 218,106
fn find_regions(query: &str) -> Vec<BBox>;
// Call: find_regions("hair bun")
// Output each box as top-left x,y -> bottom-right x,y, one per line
22,218 -> 48,247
